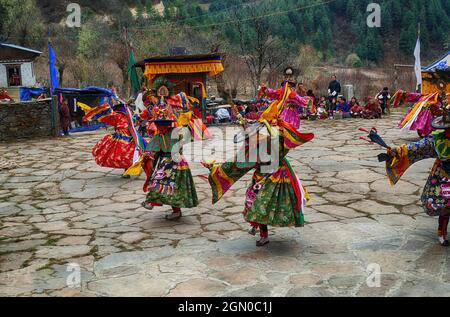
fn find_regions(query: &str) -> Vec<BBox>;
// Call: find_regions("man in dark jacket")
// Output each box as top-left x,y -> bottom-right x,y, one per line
377,87 -> 391,115
328,75 -> 342,102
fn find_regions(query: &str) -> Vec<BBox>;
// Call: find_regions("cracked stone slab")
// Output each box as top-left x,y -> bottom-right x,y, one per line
1,115 -> 450,297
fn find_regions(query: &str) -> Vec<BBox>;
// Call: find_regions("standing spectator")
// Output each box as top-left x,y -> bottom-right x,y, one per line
60,99 -> 71,136
377,87 -> 391,115
328,75 -> 342,102
9,68 -> 21,86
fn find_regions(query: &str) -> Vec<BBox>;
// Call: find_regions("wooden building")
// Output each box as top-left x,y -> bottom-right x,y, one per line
135,53 -> 224,119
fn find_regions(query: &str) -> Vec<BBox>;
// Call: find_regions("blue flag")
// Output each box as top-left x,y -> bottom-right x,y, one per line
48,42 -> 59,94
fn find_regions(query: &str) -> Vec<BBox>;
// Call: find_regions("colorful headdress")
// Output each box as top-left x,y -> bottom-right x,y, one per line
150,106 -> 176,125
167,92 -> 199,112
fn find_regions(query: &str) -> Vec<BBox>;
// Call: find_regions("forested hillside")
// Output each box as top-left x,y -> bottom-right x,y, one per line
1,0 -> 449,93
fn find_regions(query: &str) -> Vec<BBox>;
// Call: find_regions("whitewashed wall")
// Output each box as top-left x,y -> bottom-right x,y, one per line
0,64 -> 7,87
0,62 -> 37,87
21,62 -> 36,87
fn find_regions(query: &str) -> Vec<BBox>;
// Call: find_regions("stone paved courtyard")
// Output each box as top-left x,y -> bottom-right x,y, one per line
1,114 -> 450,297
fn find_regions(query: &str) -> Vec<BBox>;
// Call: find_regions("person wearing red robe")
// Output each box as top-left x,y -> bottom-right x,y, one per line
60,99 -> 71,136
84,102 -> 145,178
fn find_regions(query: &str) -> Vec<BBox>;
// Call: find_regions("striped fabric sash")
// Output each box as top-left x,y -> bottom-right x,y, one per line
112,133 -> 132,143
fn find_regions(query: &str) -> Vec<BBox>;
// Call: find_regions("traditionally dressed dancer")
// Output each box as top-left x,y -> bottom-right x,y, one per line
364,91 -> 450,246
203,83 -> 314,246
135,90 -> 159,138
82,100 -> 147,178
127,86 -> 203,220
167,92 -> 212,141
259,82 -> 312,130
392,90 -> 443,137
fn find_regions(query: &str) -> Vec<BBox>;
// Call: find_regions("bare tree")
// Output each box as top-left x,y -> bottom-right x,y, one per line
232,4 -> 280,95
223,54 -> 248,98
293,45 -> 320,83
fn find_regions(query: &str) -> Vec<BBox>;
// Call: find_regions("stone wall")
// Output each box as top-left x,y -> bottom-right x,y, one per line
0,98 -> 60,141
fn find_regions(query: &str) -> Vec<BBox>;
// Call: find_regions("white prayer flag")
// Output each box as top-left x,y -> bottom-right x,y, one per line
414,37 -> 422,92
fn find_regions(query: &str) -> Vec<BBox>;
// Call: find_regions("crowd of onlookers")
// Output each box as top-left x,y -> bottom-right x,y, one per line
210,75 -> 392,124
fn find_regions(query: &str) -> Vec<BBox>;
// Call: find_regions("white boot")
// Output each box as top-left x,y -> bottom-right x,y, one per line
141,202 -> 154,210
256,237 -> 269,247
165,212 -> 182,221
248,227 -> 257,236
439,236 -> 449,247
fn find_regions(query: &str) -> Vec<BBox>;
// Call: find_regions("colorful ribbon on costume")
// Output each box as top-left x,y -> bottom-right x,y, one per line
399,93 -> 439,132
259,84 -> 291,123
283,158 -> 308,226
83,103 -> 112,122
123,105 -> 147,177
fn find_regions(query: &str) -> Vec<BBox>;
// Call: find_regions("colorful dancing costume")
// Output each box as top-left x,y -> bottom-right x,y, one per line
83,102 -> 146,177
259,84 -> 312,130
384,92 -> 450,246
392,90 -> 443,137
203,84 -> 314,246
128,89 -> 206,220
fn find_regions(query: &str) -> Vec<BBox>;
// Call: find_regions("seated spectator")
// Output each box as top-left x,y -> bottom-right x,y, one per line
319,96 -> 327,106
336,96 -> 351,118
349,97 -> 363,118
0,89 -> 14,102
317,102 -> 328,120
349,96 -> 360,108
245,104 -> 260,121
215,108 -> 231,123
259,101 -> 270,112
327,98 -> 337,119
362,97 -> 382,119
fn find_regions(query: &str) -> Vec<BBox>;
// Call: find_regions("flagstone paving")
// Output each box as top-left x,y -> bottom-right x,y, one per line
1,114 -> 450,297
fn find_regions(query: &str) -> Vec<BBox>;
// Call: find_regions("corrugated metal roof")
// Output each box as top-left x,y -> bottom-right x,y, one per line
0,43 -> 42,55
423,51 -> 450,72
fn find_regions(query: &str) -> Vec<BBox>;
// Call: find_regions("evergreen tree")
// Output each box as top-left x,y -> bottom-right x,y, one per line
345,0 -> 357,20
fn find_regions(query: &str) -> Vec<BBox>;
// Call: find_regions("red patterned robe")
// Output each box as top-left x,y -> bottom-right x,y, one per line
84,104 -> 136,170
